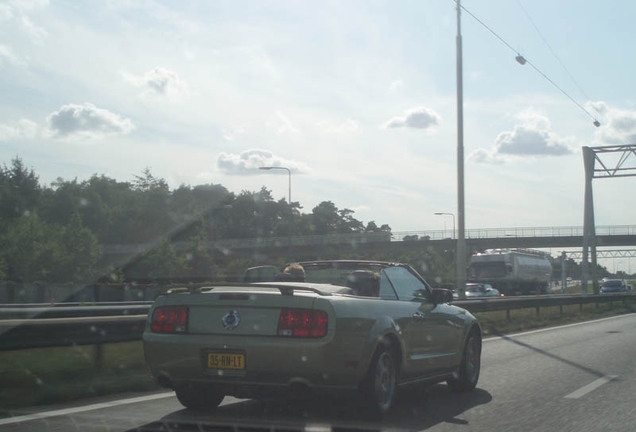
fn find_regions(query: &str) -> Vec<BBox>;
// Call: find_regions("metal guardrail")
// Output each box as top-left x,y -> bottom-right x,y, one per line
0,303 -> 153,320
0,293 -> 633,351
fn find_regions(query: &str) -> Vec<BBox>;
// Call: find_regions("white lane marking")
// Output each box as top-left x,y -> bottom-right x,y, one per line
484,313 -> 636,342
0,392 -> 174,425
564,375 -> 618,399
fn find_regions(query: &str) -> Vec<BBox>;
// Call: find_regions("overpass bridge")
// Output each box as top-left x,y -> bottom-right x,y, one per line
390,225 -> 636,251
104,225 -> 636,263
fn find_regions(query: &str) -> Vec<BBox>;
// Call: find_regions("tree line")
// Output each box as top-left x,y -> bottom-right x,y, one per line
1,157 -> 619,288
0,157 -> 405,284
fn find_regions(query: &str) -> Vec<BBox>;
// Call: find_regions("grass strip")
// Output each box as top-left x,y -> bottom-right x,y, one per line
0,341 -> 159,410
476,299 -> 635,336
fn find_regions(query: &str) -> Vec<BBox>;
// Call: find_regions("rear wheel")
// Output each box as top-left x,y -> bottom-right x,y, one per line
448,331 -> 481,392
362,342 -> 397,414
175,383 -> 225,410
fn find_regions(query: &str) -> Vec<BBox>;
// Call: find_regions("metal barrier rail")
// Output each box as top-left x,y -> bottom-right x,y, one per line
0,304 -> 152,320
0,293 -> 633,351
0,315 -> 147,350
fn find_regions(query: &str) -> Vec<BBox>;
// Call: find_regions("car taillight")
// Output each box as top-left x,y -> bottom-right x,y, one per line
278,308 -> 328,338
151,306 -> 188,333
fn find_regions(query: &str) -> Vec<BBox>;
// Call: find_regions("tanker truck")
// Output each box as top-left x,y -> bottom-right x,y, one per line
467,249 -> 552,295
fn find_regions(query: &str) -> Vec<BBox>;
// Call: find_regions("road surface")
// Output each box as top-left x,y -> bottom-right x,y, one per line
1,313 -> 634,431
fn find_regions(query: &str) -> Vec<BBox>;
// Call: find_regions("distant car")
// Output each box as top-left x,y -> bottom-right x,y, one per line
144,260 -> 482,414
453,283 -> 501,299
600,279 -> 627,293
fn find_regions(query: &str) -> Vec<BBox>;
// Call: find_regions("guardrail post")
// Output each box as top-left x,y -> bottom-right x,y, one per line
559,305 -> 563,315
506,309 -> 511,322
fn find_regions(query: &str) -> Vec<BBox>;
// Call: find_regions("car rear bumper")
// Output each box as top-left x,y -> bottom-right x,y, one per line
143,331 -> 364,394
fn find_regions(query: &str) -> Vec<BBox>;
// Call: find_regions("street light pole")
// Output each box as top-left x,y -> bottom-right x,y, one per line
455,0 -> 467,300
434,212 -> 456,239
259,166 -> 291,204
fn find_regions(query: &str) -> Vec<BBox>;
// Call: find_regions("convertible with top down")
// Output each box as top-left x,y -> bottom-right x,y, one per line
143,260 -> 482,413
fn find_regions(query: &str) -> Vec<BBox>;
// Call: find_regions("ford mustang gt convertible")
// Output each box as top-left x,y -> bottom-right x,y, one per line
143,260 -> 482,414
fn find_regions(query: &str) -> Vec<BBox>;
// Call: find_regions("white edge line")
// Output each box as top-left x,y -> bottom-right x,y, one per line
0,392 -> 174,425
564,375 -> 618,399
484,312 -> 636,342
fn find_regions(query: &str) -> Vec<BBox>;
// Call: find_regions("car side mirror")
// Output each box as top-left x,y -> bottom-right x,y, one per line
432,288 -> 453,305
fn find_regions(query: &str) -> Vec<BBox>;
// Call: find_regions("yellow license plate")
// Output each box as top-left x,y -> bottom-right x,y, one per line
207,353 -> 245,370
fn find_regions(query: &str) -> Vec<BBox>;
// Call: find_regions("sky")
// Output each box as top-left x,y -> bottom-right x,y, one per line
1,0 -> 635,270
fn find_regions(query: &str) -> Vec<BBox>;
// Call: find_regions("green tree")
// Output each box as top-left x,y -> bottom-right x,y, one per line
2,214 -> 59,282
184,221 -> 215,280
0,157 -> 41,223
134,239 -> 186,281
52,213 -> 102,282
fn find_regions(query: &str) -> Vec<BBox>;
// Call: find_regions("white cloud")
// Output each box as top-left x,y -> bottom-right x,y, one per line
1,1 -> 48,42
20,14 -> 47,42
267,111 -> 300,134
46,103 -> 134,139
318,118 -> 360,134
589,101 -> 636,144
0,4 -> 14,21
122,67 -> 187,100
389,80 -> 403,91
384,106 -> 441,131
468,148 -> 505,165
8,0 -> 50,13
0,44 -> 25,66
216,149 -> 310,175
0,119 -> 38,141
470,111 -> 574,164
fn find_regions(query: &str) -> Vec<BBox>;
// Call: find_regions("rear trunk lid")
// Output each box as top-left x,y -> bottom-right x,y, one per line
154,284 -> 337,336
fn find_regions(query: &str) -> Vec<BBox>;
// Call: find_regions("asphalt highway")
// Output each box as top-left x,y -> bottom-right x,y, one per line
1,313 -> 634,432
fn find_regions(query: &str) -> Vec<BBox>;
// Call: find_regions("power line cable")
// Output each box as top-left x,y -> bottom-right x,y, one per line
515,0 -> 596,108
458,2 -> 600,127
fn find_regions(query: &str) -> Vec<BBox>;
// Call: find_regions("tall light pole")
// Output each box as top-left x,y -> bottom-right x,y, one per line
259,166 -> 291,204
434,212 -> 456,239
455,0 -> 467,300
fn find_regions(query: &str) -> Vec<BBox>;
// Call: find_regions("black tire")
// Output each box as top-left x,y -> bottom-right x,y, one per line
175,383 -> 225,410
448,331 -> 481,392
362,342 -> 398,414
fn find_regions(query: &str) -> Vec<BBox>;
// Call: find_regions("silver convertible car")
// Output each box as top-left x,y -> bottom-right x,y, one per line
143,260 -> 482,414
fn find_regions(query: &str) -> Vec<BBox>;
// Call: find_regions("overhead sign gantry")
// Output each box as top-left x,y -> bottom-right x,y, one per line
582,145 -> 636,293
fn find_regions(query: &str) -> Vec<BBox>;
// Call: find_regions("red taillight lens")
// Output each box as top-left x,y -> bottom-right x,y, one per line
151,306 -> 188,333
278,308 -> 328,338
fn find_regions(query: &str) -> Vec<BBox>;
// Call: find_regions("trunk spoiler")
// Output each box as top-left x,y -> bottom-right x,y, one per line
165,283 -> 335,296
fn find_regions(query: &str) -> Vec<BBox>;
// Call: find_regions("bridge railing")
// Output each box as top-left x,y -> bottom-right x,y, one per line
393,225 -> 636,241
100,225 -> 636,253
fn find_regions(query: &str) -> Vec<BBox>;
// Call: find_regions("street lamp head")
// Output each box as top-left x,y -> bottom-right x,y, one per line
259,166 -> 272,170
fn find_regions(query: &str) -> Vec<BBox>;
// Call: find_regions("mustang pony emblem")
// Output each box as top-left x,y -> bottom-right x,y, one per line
222,310 -> 241,330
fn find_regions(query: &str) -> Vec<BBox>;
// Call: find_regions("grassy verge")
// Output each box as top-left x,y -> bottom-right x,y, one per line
476,299 -> 635,336
0,341 -> 159,410
0,299 -> 633,410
